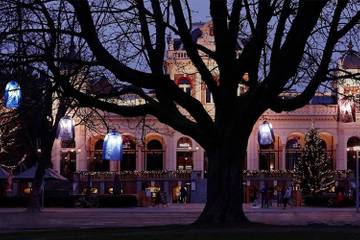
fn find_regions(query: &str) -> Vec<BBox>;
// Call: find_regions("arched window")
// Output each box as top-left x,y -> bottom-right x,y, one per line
60,140 -> 76,180
121,136 -> 136,171
146,139 -> 164,171
178,78 -> 191,95
259,143 -> 275,170
347,136 -> 360,171
91,139 -> 110,172
258,136 -> 280,170
285,138 -> 301,170
176,137 -> 193,170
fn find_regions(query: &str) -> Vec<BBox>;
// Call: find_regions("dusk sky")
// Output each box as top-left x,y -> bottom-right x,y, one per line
189,0 -> 210,22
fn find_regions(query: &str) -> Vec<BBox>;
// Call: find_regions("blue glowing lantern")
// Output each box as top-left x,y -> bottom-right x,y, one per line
56,116 -> 75,141
258,121 -> 275,146
4,81 -> 21,109
103,130 -> 123,161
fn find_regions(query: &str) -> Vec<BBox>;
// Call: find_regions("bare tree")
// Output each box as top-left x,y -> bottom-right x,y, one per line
1,0 -> 360,224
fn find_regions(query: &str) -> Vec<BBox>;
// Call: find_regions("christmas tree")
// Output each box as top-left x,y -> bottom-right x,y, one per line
294,127 -> 335,195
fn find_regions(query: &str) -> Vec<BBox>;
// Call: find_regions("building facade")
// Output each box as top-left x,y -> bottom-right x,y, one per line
49,22 -> 360,202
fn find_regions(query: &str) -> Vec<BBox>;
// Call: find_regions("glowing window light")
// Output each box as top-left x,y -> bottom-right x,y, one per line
4,81 -> 21,109
56,116 -> 75,141
258,121 -> 275,146
103,130 -> 123,161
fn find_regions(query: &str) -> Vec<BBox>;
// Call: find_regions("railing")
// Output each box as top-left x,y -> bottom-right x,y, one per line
242,169 -> 352,178
74,170 -> 197,182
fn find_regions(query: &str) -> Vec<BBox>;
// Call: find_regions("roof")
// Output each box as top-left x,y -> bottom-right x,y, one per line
0,167 -> 9,180
14,166 -> 67,181
172,21 -> 243,51
340,42 -> 360,70
309,95 -> 337,105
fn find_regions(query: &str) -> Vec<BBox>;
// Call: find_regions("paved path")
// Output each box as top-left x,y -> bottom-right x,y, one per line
2,204 -> 360,232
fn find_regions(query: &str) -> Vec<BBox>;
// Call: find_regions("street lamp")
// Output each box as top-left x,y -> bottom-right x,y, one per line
347,146 -> 360,213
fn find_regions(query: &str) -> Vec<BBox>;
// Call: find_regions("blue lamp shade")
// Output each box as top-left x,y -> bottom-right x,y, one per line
258,121 -> 275,146
338,97 -> 356,123
56,116 -> 75,141
4,81 -> 21,109
103,130 -> 123,161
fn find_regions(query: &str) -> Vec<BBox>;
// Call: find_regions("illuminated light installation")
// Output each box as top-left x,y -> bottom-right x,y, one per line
56,116 -> 75,141
103,130 -> 123,161
4,81 -> 21,109
258,121 -> 275,146
338,97 -> 356,123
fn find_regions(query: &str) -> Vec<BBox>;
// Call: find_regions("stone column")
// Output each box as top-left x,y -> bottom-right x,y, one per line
337,127 -> 346,170
165,133 -> 176,171
280,134 -> 287,170
76,125 -> 88,171
193,145 -> 203,172
51,139 -> 61,172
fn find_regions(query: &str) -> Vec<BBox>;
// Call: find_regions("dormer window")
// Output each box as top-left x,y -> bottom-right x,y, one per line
178,77 -> 192,95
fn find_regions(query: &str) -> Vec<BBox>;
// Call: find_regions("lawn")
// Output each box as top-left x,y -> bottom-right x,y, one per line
2,225 -> 360,240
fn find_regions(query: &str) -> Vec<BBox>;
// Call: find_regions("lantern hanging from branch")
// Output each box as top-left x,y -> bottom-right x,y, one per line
4,81 -> 21,109
258,121 -> 275,146
56,116 -> 75,141
338,97 -> 356,123
103,130 -> 123,161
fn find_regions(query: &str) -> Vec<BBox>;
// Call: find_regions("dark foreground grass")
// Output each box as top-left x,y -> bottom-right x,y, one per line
2,225 -> 360,240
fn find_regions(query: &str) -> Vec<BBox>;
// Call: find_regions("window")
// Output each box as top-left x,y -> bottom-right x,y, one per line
60,151 -> 76,180
176,137 -> 193,170
60,139 -> 76,179
178,78 -> 192,95
347,136 -> 360,171
205,87 -> 213,103
259,144 -> 275,170
146,140 -> 164,171
286,138 -> 301,170
91,139 -> 110,172
61,139 -> 75,148
121,136 -> 136,171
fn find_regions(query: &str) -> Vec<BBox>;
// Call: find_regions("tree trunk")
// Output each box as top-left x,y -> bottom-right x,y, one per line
27,140 -> 53,212
27,162 -> 45,212
196,120 -> 254,225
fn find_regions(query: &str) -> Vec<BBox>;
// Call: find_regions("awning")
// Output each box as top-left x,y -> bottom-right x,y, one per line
13,166 -> 67,181
0,167 -> 9,180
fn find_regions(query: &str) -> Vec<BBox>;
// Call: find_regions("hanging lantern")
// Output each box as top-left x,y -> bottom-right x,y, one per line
103,130 -> 123,161
4,81 -> 21,109
56,116 -> 75,141
338,97 -> 356,123
258,121 -> 275,146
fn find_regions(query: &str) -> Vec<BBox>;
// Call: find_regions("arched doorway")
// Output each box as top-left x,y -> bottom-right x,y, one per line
60,139 -> 76,179
121,135 -> 136,171
176,137 -> 193,170
91,139 -> 110,171
258,136 -> 281,170
285,137 -> 302,170
347,136 -> 360,171
146,139 -> 164,171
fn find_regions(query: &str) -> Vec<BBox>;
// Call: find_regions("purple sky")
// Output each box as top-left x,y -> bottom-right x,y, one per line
189,0 -> 210,22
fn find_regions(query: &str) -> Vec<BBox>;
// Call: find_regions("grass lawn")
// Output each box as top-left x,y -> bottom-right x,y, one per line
2,225 -> 360,240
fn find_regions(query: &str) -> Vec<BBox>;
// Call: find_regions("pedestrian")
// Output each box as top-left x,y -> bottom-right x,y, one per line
267,187 -> 274,207
180,186 -> 187,204
283,186 -> 292,209
261,185 -> 268,208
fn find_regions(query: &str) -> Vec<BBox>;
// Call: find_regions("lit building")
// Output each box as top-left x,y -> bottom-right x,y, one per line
48,22 -> 360,203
